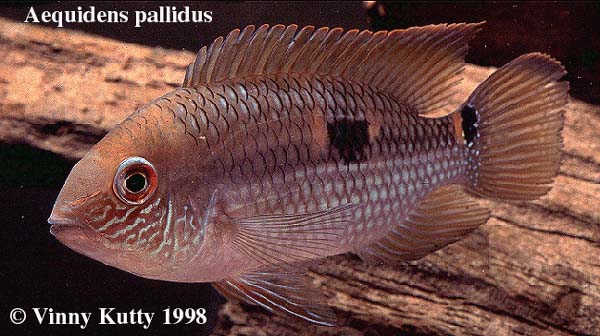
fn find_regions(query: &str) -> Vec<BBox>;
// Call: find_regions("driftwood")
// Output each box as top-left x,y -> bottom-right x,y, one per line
1,18 -> 598,336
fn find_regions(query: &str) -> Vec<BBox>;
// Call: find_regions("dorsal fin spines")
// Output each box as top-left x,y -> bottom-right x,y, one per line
279,25 -> 314,74
204,35 -> 224,83
264,24 -> 297,74
238,24 -> 270,78
183,22 -> 484,117
212,28 -> 241,82
226,26 -> 255,79
340,29 -> 387,79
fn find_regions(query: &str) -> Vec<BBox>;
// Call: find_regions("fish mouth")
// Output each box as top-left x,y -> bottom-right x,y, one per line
48,215 -> 118,265
48,215 -> 75,226
48,215 -> 96,244
49,222 -> 85,235
48,215 -> 165,278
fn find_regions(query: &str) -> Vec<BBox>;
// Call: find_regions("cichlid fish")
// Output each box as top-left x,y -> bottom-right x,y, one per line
48,23 -> 568,325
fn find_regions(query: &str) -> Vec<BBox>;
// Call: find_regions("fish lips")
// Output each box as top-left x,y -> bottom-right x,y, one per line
49,217 -> 99,251
47,217 -> 165,277
48,216 -> 115,261
49,217 -> 90,241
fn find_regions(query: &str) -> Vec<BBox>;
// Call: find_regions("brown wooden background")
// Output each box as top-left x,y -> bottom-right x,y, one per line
1,3 -> 598,335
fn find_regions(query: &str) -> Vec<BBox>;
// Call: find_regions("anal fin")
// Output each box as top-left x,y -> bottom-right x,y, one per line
358,185 -> 490,264
213,266 -> 336,326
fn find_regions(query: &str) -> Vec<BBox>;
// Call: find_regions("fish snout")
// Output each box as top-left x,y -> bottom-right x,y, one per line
47,212 -> 75,226
48,205 -> 89,239
48,196 -> 77,226
48,211 -> 85,238
48,208 -> 102,254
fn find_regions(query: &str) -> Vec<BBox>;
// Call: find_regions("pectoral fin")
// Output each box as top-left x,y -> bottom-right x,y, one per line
229,203 -> 358,267
213,267 -> 337,326
358,185 -> 490,264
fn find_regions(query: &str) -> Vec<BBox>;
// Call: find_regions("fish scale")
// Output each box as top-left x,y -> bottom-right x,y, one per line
156,73 -> 470,252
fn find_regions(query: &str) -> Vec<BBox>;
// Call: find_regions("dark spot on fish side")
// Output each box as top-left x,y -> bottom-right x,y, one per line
461,104 -> 479,145
327,119 -> 370,163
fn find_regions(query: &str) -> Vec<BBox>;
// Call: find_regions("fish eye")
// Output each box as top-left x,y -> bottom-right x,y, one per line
113,157 -> 158,205
125,173 -> 147,194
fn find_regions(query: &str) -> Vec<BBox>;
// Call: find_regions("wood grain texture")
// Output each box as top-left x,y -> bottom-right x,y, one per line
1,18 -> 598,336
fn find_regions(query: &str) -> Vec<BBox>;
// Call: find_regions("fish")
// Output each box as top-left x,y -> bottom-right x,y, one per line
48,22 -> 568,325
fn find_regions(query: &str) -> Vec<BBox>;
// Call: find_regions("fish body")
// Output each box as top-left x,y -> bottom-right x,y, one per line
49,23 -> 568,325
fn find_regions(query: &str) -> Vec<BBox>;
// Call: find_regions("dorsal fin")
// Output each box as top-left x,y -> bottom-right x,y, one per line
183,22 -> 484,117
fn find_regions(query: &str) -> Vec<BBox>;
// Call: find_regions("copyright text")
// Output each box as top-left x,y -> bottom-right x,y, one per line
9,307 -> 207,329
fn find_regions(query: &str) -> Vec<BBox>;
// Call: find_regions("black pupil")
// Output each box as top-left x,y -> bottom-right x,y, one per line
125,173 -> 146,193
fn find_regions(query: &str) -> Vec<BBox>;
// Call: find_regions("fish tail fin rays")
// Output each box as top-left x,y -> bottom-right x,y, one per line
212,266 -> 338,326
357,185 -> 490,264
182,22 -> 484,117
461,53 -> 569,201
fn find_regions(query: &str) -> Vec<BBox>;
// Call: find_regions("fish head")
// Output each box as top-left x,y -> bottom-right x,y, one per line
48,111 -> 209,279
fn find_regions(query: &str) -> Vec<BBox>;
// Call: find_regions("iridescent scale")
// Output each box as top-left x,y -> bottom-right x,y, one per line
159,74 -> 470,253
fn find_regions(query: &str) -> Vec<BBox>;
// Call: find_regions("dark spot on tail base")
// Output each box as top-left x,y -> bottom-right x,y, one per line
461,104 -> 479,145
327,119 -> 370,163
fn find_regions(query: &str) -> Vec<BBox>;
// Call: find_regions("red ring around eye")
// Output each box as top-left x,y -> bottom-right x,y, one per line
113,157 -> 158,205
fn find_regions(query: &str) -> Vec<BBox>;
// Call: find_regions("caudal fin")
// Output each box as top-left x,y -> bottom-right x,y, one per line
462,53 -> 569,201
